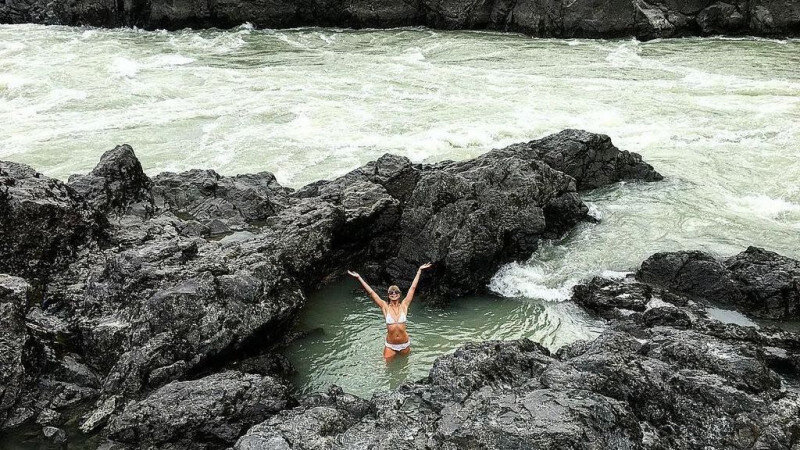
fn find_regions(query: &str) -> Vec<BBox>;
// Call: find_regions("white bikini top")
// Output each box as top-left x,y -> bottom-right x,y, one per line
385,310 -> 407,325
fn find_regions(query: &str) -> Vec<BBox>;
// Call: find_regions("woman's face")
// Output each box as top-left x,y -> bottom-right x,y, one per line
388,289 -> 401,301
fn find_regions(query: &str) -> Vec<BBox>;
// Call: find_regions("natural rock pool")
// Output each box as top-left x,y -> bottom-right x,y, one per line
1,24 -> 798,396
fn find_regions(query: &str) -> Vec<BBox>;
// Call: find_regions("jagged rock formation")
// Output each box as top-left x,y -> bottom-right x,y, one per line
0,130 -> 658,446
639,246 -> 800,320
0,161 -> 106,282
235,248 -> 800,449
1,0 -> 798,39
106,371 -> 290,447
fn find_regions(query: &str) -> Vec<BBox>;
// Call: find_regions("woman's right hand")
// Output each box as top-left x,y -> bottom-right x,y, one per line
347,270 -> 360,279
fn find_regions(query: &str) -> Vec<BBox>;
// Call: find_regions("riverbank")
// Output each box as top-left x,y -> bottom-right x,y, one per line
1,0 -> 799,40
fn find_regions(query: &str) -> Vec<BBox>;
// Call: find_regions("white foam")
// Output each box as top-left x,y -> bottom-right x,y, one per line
1,41 -> 26,52
729,194 -> 800,219
109,57 -> 139,78
152,54 -> 195,66
587,203 -> 603,220
399,48 -> 426,62
605,43 -> 642,68
0,73 -> 29,90
599,270 -> 632,280
488,262 -> 576,302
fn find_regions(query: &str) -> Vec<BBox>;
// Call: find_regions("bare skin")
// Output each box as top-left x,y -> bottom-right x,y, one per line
348,263 -> 433,360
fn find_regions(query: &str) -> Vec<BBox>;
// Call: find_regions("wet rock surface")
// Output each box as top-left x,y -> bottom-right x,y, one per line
106,371 -> 289,448
0,131 -> 659,447
639,246 -> 800,320
0,161 -> 106,282
1,0 -> 797,39
236,249 -> 800,449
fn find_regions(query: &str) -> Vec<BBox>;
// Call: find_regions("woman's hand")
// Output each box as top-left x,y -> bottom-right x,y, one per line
347,270 -> 361,279
418,262 -> 433,271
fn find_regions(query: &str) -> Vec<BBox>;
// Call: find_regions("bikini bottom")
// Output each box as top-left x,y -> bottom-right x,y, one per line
385,340 -> 410,351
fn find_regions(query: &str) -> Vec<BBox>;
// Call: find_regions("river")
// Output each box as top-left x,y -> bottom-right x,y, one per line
1,24 -> 798,396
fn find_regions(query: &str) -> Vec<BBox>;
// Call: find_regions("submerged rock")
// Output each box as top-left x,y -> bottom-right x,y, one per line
1,0 -> 797,39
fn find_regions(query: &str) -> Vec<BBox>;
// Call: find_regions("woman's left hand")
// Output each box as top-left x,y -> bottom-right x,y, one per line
419,262 -> 433,271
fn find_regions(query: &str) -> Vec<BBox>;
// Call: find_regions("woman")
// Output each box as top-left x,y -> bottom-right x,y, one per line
348,263 -> 433,360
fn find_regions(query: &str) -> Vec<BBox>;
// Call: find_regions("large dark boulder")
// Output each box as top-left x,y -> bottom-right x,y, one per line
296,130 -> 660,296
638,246 -> 800,320
235,340 -> 644,449
106,371 -> 289,447
0,161 -> 105,281
0,274 -> 102,434
389,154 -> 587,296
152,169 -> 291,233
725,246 -> 800,319
237,309 -> 800,449
696,1 -> 745,34
497,129 -> 663,190
68,144 -> 154,217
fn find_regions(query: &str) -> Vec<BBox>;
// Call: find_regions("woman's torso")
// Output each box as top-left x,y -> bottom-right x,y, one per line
384,303 -> 409,344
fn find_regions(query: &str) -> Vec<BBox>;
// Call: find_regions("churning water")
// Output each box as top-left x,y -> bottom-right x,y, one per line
1,24 -> 798,395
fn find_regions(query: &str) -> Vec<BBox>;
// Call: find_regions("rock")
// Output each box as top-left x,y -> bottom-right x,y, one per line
497,129 -> 663,190
388,153 -> 587,297
152,169 -> 291,231
42,425 -> 67,444
68,144 -> 154,217
725,246 -> 800,320
749,0 -> 800,34
2,0 -> 798,38
638,247 -> 800,320
236,340 -> 642,449
80,395 -> 121,433
235,386 -> 370,450
696,1 -> 745,34
0,274 -> 102,433
0,161 -> 105,281
235,249 -> 800,449
638,250 -> 741,300
106,371 -> 289,447
0,275 -> 30,428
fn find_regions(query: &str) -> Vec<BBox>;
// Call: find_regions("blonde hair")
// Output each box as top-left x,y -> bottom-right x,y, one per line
388,285 -> 401,294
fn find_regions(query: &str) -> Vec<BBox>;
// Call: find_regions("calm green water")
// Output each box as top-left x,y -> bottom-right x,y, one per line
1,24 -> 798,395
286,280 -> 602,396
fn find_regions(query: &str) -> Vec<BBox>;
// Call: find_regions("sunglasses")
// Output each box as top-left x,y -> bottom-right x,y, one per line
388,291 -> 400,295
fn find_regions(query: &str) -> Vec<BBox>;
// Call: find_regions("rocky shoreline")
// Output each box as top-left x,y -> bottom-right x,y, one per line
232,247 -> 800,449
2,130 -> 798,448
1,0 -> 799,40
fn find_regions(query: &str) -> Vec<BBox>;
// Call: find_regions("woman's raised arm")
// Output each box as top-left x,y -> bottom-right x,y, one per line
402,262 -> 432,307
348,271 -> 385,310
